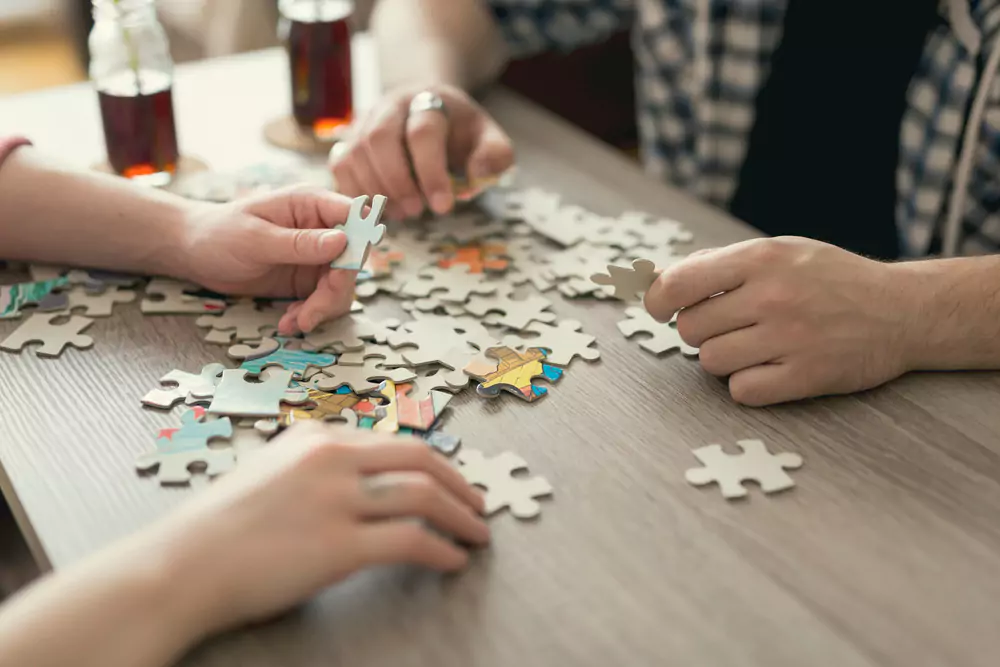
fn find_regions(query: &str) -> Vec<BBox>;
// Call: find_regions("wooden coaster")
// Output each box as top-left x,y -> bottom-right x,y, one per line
90,155 -> 209,179
264,115 -> 349,155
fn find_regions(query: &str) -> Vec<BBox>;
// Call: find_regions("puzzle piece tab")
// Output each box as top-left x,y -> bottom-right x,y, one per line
456,449 -> 553,519
685,439 -> 803,499
590,259 -> 657,301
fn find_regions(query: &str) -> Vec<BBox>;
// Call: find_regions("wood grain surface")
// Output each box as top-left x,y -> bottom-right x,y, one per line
2,49 -> 1000,667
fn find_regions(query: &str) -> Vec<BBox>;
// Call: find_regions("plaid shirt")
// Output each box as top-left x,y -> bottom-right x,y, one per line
487,0 -> 1000,257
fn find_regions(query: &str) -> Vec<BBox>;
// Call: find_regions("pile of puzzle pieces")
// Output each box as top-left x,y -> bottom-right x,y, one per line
1,183 -> 804,512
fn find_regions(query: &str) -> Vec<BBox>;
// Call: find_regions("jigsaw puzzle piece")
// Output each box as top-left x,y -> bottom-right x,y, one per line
229,336 -> 337,378
590,258 -> 658,301
617,307 -> 699,357
0,313 -> 95,357
136,407 -> 235,485
195,298 -> 282,343
455,449 -> 552,519
208,369 -> 310,417
0,277 -> 70,319
501,319 -> 599,367
142,278 -> 227,314
395,382 -> 452,431
142,363 -> 226,409
685,440 -> 804,499
466,346 -> 562,402
66,285 -> 137,317
303,314 -> 400,352
331,194 -> 387,270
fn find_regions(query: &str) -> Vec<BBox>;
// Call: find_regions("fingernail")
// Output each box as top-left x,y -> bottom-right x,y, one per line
431,191 -> 453,214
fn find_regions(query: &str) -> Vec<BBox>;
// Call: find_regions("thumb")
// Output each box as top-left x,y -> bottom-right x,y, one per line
466,120 -> 515,182
260,226 -> 347,266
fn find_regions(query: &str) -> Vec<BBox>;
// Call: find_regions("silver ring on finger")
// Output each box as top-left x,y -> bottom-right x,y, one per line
408,91 -> 448,119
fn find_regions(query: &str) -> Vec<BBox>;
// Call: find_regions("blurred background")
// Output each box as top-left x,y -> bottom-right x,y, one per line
0,0 -> 638,154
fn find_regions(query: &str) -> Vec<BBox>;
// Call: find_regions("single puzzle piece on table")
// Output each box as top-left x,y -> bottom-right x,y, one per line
135,407 -> 235,485
590,259 -> 658,302
455,449 -> 553,519
302,314 -> 401,352
437,240 -> 510,274
330,194 -> 387,270
0,277 -> 70,319
685,439 -> 804,499
141,278 -> 227,315
463,291 -> 556,331
465,346 -> 563,402
616,211 -> 693,247
195,298 -> 283,344
65,285 -> 137,317
307,359 -> 416,395
0,313 -> 95,357
338,343 -> 409,369
501,320 -> 599,367
395,381 -> 453,431
207,368 -> 310,417
400,265 -> 498,304
617,307 -> 699,357
142,363 -> 226,409
229,336 -> 337,378
387,316 -> 499,391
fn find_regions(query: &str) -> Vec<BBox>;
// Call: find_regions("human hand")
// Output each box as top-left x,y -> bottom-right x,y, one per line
178,187 -> 357,334
155,423 -> 489,637
330,84 -> 514,220
644,237 -> 920,406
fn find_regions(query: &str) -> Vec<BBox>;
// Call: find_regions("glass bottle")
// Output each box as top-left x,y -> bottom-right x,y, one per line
89,0 -> 180,186
279,0 -> 355,141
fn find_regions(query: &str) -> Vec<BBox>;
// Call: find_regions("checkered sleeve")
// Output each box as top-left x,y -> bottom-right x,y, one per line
484,0 -> 636,59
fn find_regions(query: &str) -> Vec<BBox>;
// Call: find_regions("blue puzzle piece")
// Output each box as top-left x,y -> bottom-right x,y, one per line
239,337 -> 337,378
155,408 -> 233,453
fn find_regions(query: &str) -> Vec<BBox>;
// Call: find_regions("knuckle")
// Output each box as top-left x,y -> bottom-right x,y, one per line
728,376 -> 763,406
393,523 -> 429,552
673,310 -> 700,345
757,281 -> 796,313
696,341 -> 726,376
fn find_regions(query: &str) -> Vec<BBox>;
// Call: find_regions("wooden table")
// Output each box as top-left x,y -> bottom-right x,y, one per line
2,46 -> 1000,667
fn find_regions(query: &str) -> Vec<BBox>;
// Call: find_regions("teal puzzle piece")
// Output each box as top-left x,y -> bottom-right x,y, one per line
239,337 -> 337,378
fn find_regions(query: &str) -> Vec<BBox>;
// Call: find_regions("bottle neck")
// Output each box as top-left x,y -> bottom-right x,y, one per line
92,0 -> 157,27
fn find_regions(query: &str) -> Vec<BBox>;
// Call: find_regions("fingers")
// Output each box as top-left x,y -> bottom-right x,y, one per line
363,111 -> 423,220
278,300 -> 306,335
288,270 -> 354,333
243,186 -> 355,230
674,289 -> 757,347
645,241 -> 758,322
405,108 -> 453,215
359,472 -> 490,546
357,522 -> 470,572
257,226 -> 347,266
696,324 -> 784,377
465,119 -> 515,182
353,442 -> 485,515
728,362 -> 815,407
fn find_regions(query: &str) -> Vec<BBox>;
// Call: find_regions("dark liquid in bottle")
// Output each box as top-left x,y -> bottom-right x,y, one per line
285,1 -> 353,140
97,70 -> 179,184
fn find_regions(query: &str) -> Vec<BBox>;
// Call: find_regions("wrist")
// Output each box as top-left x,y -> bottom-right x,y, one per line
159,198 -> 213,282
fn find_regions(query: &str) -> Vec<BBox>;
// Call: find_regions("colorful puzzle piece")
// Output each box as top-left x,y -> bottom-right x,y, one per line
465,346 -> 563,402
437,240 -> 509,274
395,382 -> 452,431
0,277 -> 70,319
229,336 -> 337,378
135,407 -> 235,485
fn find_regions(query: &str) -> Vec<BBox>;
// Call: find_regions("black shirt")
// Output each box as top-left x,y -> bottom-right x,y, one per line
729,0 -> 941,260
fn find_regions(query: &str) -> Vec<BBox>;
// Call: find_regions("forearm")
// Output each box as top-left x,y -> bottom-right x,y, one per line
372,0 -> 509,91
0,146 -> 199,277
893,255 -> 1000,370
0,526 -> 208,667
